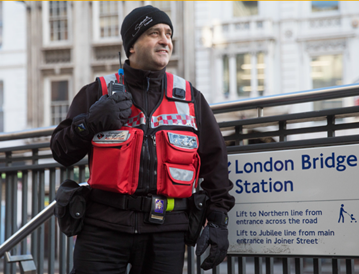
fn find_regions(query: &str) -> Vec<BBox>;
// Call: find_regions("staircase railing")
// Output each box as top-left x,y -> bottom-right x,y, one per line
1,83 -> 359,274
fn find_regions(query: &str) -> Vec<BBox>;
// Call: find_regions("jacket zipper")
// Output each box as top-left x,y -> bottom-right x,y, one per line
138,77 -> 163,193
145,77 -> 165,192
150,135 -> 157,190
140,78 -> 151,193
144,136 -> 150,193
145,77 -> 150,114
134,212 -> 138,233
139,140 -> 146,190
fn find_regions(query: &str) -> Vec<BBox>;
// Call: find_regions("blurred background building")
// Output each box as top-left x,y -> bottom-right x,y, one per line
1,1 -> 359,133
24,1 -> 195,129
195,1 -> 359,116
0,1 -> 27,137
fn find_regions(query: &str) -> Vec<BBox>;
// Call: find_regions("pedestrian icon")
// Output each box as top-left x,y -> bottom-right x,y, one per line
338,204 -> 357,223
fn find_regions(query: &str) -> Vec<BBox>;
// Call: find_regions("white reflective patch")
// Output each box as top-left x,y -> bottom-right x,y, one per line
168,132 -> 198,149
102,74 -> 117,87
173,75 -> 187,100
93,130 -> 130,143
169,167 -> 194,182
175,101 -> 190,116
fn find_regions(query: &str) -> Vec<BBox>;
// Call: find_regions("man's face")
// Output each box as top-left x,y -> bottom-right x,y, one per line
129,23 -> 173,71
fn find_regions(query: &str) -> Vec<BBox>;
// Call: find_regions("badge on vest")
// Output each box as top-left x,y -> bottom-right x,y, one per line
92,130 -> 130,143
167,132 -> 198,149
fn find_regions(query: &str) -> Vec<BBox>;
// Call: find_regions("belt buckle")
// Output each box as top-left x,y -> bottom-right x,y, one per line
147,195 -> 167,224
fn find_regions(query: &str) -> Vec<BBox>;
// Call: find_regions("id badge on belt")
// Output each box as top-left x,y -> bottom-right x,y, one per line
147,195 -> 167,225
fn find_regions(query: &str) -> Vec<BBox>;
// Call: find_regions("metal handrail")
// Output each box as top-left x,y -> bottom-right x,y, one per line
0,201 -> 56,258
0,181 -> 90,258
0,126 -> 56,142
1,83 -> 359,270
0,83 -> 358,140
210,83 -> 359,113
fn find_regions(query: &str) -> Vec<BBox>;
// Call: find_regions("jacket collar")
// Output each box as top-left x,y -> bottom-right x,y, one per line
123,60 -> 166,90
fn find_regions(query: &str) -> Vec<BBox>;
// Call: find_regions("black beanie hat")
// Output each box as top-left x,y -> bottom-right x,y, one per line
121,5 -> 173,58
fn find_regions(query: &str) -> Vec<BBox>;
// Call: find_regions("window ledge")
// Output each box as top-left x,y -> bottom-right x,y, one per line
297,31 -> 355,42
41,45 -> 73,51
92,41 -> 122,48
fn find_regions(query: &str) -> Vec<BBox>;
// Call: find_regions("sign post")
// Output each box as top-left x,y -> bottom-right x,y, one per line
227,144 -> 359,256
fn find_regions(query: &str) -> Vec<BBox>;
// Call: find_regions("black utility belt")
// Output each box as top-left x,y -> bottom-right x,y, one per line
90,189 -> 188,224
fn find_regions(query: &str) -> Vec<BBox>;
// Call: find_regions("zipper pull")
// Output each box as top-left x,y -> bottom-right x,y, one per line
151,135 -> 156,146
146,77 -> 150,92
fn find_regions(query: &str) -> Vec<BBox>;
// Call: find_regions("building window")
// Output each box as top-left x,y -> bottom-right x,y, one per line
152,1 -> 172,19
223,52 -> 266,99
0,81 -> 3,132
99,1 -> 119,38
0,2 -> 3,48
312,1 -> 339,12
236,53 -> 251,97
236,52 -> 265,97
233,1 -> 258,17
256,52 -> 265,96
311,54 -> 343,110
49,1 -> 69,41
51,80 -> 69,125
223,55 -> 230,98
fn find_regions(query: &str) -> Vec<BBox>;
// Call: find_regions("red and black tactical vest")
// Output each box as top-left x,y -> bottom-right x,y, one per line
88,72 -> 201,198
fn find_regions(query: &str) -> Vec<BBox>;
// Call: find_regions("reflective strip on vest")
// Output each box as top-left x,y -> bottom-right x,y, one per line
151,114 -> 196,129
98,73 -> 196,130
99,73 -> 120,96
124,112 -> 146,127
169,167 -> 194,182
172,75 -> 187,101
151,74 -> 197,130
103,74 -> 118,86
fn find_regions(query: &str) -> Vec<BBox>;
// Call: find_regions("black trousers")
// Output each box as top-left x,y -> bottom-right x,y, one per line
70,225 -> 185,274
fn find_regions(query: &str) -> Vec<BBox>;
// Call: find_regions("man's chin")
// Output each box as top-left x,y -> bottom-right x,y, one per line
153,59 -> 170,70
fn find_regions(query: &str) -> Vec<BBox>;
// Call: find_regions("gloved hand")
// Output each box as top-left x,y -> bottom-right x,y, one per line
195,211 -> 229,270
72,91 -> 132,139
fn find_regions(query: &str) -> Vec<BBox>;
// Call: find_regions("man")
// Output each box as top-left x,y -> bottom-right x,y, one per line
51,5 -> 234,274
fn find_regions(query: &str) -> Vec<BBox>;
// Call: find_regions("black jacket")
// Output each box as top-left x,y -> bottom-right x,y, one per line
50,61 -> 235,233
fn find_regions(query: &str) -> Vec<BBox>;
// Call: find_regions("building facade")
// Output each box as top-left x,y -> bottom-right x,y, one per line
0,1 -> 27,134
19,1 -> 359,131
194,1 -> 359,114
25,1 -> 195,129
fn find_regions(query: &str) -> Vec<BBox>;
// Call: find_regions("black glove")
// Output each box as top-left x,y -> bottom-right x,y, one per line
195,211 -> 229,270
72,91 -> 132,139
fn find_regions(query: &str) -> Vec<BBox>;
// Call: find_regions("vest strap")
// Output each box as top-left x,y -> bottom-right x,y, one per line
98,73 -> 121,96
165,72 -> 193,102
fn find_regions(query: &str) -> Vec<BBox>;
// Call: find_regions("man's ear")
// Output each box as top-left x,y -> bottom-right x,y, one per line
129,47 -> 135,54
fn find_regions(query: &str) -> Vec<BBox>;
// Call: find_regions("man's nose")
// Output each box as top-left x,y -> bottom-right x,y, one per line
158,33 -> 171,46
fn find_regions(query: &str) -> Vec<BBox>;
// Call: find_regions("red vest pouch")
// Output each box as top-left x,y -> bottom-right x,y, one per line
156,130 -> 200,198
88,127 -> 143,194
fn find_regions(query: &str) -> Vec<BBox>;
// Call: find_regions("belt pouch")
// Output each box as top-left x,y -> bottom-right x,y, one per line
54,179 -> 91,237
184,191 -> 209,246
